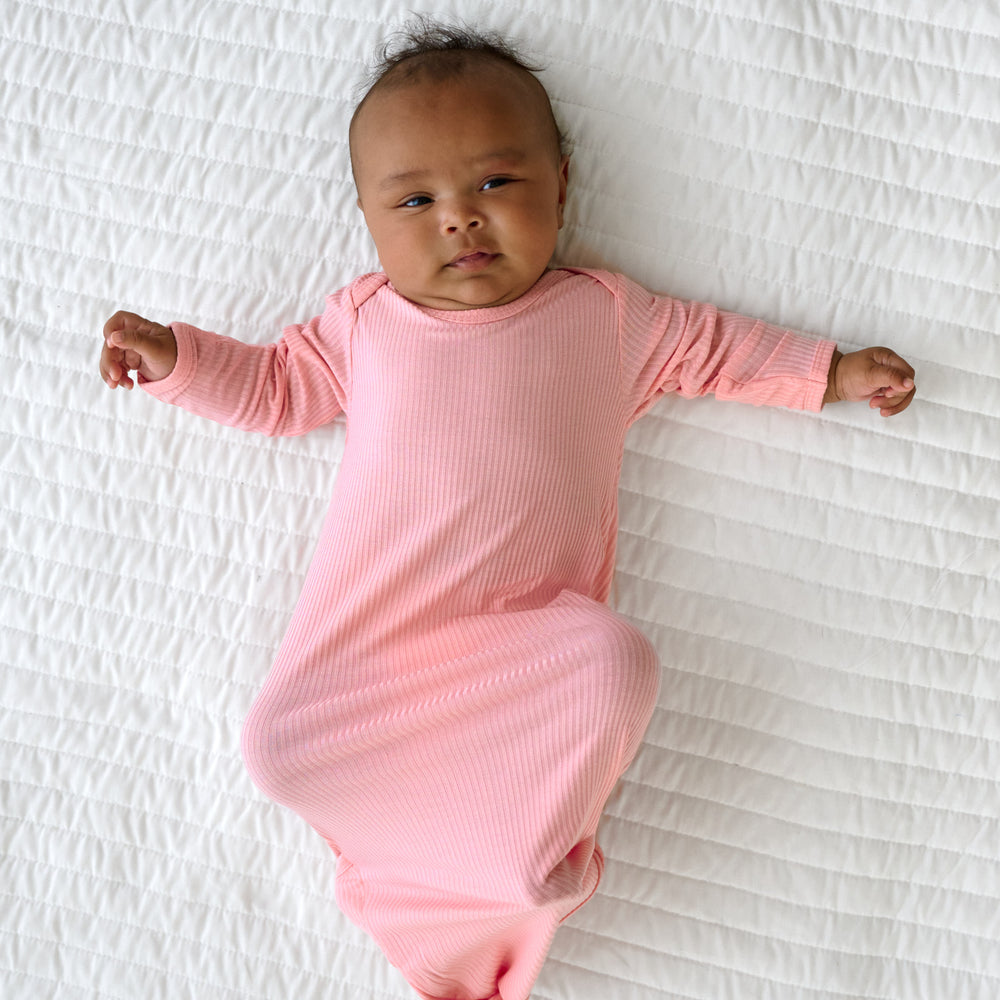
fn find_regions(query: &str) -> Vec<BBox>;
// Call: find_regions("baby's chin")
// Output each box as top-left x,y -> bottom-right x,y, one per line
395,270 -> 548,312
415,289 -> 521,311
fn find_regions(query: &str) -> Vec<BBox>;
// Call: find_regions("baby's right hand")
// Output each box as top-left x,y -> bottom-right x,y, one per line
100,311 -> 178,389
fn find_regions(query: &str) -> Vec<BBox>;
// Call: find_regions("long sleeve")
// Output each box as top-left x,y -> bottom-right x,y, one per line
141,285 -> 357,436
599,271 -> 836,423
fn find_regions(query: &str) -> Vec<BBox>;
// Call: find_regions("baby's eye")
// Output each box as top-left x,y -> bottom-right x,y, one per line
481,177 -> 512,191
400,195 -> 432,208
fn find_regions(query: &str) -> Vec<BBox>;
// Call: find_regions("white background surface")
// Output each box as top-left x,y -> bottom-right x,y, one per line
3,1 -> 998,997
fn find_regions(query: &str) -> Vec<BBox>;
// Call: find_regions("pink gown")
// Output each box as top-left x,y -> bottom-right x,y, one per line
145,268 -> 834,999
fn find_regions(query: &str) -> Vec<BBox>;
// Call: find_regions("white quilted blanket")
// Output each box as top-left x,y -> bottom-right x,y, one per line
3,2 -> 998,998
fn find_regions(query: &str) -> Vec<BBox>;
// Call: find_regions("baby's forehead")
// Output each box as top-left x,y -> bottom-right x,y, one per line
362,56 -> 548,125
350,57 -> 560,167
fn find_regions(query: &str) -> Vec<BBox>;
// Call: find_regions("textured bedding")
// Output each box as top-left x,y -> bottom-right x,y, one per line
2,2 -> 998,998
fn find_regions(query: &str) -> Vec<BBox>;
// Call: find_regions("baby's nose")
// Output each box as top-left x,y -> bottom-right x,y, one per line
442,200 -> 484,233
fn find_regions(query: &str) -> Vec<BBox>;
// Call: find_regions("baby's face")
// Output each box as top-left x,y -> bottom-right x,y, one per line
352,64 -> 569,311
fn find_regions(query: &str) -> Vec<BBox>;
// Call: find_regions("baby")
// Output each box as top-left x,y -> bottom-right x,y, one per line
99,20 -> 916,1000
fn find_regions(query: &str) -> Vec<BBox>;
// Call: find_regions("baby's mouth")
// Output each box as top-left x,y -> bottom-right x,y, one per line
447,250 -> 499,271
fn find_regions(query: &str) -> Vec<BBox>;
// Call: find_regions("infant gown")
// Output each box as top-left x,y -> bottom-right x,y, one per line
144,268 -> 834,1000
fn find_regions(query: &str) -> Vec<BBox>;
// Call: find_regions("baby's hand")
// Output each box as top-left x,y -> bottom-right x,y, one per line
824,347 -> 916,417
100,311 -> 178,389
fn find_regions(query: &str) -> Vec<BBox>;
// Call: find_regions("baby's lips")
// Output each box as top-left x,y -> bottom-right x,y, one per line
447,246 -> 498,265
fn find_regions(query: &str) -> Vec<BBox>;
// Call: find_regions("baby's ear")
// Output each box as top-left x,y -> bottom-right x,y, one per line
557,156 -> 570,226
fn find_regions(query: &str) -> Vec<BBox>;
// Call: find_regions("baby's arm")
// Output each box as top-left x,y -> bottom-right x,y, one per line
98,301 -> 350,436
100,311 -> 177,389
823,347 -> 916,417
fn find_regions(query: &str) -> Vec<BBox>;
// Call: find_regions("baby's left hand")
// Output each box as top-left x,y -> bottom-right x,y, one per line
824,347 -> 916,417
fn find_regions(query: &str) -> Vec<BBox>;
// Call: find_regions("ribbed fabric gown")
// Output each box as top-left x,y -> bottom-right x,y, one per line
144,268 -> 834,1000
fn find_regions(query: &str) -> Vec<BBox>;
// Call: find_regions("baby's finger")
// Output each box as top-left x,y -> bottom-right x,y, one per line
107,325 -> 143,351
99,344 -> 120,388
872,386 -> 915,417
104,311 -> 136,345
869,366 -> 915,400
113,363 -> 135,390
101,354 -> 133,389
99,341 -> 134,390
104,311 -> 159,350
103,310 -> 149,336
871,348 -> 915,384
123,347 -> 145,371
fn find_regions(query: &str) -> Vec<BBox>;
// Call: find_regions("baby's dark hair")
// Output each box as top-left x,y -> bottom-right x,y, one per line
350,16 -> 570,160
